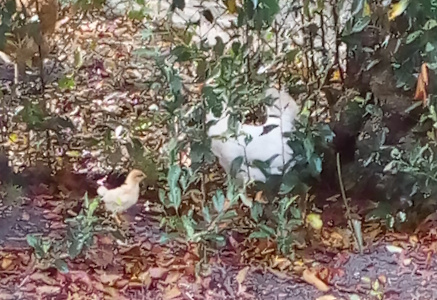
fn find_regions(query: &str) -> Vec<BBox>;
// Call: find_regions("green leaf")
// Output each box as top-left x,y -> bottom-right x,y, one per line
168,165 -> 182,209
128,9 -> 146,21
58,76 -> 75,90
288,207 -> 301,221
424,19 -> 437,30
83,192 -> 90,209
239,193 -> 253,208
159,233 -> 170,244
169,187 -> 182,209
213,189 -> 225,213
171,45 -> 192,62
209,234 -> 226,246
351,16 -> 370,33
222,210 -> 238,220
41,240 -> 52,254
87,198 -> 99,216
26,234 -> 39,249
249,230 -> 271,239
230,156 -> 244,178
351,0 -> 365,16
54,259 -> 69,274
259,223 -> 276,236
202,206 -> 212,223
182,215 -> 194,239
406,30 -> 423,44
69,239 -> 84,259
250,202 -> 263,222
426,42 -> 435,52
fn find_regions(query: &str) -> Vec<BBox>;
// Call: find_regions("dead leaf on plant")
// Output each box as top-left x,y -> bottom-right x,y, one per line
414,62 -> 429,106
254,191 -> 268,204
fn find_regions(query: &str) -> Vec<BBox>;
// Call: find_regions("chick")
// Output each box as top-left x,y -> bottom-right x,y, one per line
97,169 -> 146,214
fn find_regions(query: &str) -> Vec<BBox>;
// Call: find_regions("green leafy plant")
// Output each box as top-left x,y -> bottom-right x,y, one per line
281,105 -> 335,195
26,234 -> 69,273
26,193 -> 101,273
159,170 -> 243,246
250,195 -> 303,255
65,193 -> 100,259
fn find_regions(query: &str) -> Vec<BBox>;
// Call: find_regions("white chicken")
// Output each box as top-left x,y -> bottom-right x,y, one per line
206,87 -> 299,184
97,169 -> 146,214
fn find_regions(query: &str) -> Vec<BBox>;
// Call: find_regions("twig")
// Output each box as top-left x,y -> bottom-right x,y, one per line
332,0 -> 345,86
336,152 -> 363,254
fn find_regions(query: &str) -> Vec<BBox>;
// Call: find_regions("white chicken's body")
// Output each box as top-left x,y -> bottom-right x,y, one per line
97,169 -> 145,214
97,184 -> 140,213
207,88 -> 299,184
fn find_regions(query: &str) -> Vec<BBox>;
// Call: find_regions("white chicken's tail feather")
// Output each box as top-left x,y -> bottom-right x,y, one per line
97,185 -> 108,197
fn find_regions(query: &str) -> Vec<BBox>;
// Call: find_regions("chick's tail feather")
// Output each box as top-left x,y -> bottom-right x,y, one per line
97,185 -> 108,196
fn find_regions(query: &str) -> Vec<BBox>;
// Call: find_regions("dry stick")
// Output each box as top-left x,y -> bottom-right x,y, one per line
34,0 -> 51,168
336,152 -> 363,254
332,0 -> 345,86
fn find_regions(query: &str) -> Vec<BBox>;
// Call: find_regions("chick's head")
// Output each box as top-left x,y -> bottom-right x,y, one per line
125,169 -> 146,185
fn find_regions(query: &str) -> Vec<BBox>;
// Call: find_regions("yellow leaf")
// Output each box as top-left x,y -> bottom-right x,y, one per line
363,0 -> 371,17
66,150 -> 81,157
388,0 -> 409,21
330,69 -> 341,82
414,62 -> 429,107
236,266 -> 250,294
306,213 -> 323,230
224,0 -> 237,14
8,133 -> 18,143
1,257 -> 13,269
236,266 -> 249,285
271,256 -> 292,270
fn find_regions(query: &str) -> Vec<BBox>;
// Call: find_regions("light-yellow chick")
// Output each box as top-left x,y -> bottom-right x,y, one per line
97,169 -> 146,214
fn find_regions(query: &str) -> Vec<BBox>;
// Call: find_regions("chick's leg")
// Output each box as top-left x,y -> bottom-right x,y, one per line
113,213 -> 123,225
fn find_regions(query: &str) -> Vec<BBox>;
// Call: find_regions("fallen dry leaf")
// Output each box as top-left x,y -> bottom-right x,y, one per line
36,285 -> 61,295
316,295 -> 338,300
98,272 -> 122,285
165,271 -> 182,284
271,256 -> 292,271
302,268 -> 330,292
236,266 -> 250,294
0,292 -> 15,300
1,257 -> 13,270
149,267 -> 168,279
163,285 -> 182,300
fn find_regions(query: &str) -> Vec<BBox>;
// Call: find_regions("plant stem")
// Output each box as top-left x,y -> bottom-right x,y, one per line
336,153 -> 363,254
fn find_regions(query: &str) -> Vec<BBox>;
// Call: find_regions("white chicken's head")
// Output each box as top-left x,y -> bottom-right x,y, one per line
125,169 -> 146,185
